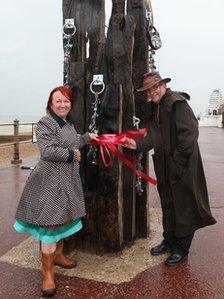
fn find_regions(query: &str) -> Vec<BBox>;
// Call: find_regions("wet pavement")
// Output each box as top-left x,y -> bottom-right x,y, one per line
0,127 -> 224,299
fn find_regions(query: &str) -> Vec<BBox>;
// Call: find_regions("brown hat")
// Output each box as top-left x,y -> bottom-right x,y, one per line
137,72 -> 171,92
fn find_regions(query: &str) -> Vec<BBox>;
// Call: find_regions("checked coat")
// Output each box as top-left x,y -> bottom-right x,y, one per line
15,113 -> 90,227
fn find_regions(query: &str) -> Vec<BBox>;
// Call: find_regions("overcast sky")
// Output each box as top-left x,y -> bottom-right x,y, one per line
0,0 -> 223,118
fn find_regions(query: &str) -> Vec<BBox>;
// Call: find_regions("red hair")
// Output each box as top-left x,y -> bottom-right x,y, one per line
46,86 -> 74,112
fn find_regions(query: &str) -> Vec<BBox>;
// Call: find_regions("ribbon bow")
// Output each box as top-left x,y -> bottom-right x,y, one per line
90,128 -> 156,185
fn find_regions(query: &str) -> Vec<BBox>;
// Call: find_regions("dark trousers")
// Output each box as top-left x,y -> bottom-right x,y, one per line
162,231 -> 194,255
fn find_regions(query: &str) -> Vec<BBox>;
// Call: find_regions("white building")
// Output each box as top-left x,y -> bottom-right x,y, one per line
207,89 -> 224,115
199,89 -> 224,127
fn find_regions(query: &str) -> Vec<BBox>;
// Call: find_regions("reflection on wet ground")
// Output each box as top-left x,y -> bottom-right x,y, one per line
0,128 -> 224,298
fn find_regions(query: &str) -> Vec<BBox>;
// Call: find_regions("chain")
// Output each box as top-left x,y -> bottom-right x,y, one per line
63,19 -> 76,85
87,77 -> 105,165
87,92 -> 100,165
145,7 -> 160,73
148,49 -> 156,73
135,153 -> 144,194
89,92 -> 100,134
133,116 -> 144,195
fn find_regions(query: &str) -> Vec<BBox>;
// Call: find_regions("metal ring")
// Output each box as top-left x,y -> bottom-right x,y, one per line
63,23 -> 76,38
90,80 -> 105,94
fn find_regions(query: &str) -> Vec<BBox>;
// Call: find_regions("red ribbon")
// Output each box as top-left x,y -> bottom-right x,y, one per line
90,128 -> 157,185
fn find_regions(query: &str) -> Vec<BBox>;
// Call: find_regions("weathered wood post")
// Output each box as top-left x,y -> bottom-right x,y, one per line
99,1 -> 137,249
127,0 -> 150,238
62,0 -> 154,253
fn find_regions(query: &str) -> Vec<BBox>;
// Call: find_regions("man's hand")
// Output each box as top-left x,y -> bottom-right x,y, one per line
74,149 -> 81,162
123,138 -> 137,150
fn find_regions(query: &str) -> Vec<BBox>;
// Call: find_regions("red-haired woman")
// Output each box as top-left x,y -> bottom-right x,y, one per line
14,86 -> 97,297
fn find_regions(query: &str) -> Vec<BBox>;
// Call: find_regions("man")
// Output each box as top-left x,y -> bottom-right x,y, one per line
127,72 -> 216,266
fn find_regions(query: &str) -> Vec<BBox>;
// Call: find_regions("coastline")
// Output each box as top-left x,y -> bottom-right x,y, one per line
0,142 -> 39,165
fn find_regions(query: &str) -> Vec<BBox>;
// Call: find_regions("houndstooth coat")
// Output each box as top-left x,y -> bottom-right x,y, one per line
15,113 -> 90,226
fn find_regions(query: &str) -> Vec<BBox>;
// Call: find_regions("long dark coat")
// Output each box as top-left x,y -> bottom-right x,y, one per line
137,88 -> 216,237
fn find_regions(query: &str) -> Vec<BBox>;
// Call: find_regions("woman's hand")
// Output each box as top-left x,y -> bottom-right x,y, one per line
89,133 -> 99,141
123,138 -> 137,150
74,149 -> 81,162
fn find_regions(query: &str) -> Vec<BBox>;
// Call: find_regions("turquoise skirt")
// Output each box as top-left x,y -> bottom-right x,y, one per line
13,218 -> 82,244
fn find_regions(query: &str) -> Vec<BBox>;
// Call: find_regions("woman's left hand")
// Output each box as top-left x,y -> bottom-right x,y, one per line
89,133 -> 99,141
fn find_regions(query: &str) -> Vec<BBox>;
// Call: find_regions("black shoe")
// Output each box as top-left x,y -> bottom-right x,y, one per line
165,252 -> 188,266
150,243 -> 171,256
42,288 -> 56,297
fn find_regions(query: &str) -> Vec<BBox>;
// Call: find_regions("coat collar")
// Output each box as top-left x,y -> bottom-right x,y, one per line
163,88 -> 190,112
147,88 -> 190,115
48,112 -> 67,128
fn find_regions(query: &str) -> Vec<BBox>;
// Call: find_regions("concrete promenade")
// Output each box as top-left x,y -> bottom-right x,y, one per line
0,127 -> 224,299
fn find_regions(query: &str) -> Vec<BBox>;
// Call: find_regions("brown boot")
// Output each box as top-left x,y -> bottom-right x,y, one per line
54,240 -> 77,269
42,253 -> 56,297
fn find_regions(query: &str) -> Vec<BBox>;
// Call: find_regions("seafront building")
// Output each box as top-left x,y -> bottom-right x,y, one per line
199,89 -> 224,127
207,89 -> 224,115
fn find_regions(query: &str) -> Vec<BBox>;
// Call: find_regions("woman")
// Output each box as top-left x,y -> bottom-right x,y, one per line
14,86 -> 98,297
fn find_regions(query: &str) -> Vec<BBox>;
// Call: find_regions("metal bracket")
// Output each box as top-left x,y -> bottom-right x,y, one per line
133,116 -> 140,129
146,11 -> 153,24
65,18 -> 74,28
93,74 -> 104,85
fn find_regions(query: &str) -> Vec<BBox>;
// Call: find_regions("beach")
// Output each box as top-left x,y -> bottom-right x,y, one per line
0,142 -> 38,165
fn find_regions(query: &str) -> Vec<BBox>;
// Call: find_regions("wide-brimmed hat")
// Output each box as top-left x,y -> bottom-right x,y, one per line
137,72 -> 171,92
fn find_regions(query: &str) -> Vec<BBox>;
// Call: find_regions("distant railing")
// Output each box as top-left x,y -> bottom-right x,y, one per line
0,119 -> 37,164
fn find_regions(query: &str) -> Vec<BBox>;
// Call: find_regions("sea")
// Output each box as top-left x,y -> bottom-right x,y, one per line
0,115 -> 41,135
